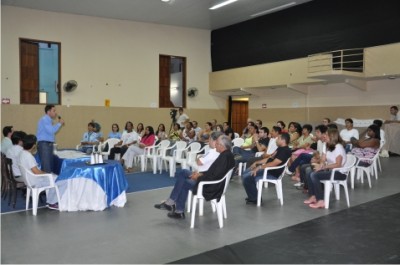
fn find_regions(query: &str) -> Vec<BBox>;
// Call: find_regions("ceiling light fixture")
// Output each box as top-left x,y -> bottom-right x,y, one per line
250,2 -> 297,17
161,0 -> 170,2
209,0 -> 238,10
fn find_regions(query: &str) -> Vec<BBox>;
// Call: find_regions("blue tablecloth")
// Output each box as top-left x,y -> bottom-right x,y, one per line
57,158 -> 128,207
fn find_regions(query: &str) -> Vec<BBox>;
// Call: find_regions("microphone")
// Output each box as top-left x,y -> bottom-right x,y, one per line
58,116 -> 65,125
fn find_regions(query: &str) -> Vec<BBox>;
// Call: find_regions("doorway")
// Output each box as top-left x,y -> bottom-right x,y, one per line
20,38 -> 61,104
230,100 -> 249,135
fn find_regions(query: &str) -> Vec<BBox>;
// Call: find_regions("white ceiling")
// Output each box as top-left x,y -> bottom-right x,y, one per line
1,0 -> 313,30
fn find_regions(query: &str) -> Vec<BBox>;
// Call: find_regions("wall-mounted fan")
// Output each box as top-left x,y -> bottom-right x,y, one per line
187,87 -> 198,98
63,80 -> 78,93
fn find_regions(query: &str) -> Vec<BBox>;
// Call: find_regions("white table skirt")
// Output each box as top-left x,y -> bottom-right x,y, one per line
57,177 -> 127,212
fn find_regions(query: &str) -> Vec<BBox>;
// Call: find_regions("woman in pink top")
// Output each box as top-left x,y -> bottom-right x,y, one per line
122,126 -> 156,172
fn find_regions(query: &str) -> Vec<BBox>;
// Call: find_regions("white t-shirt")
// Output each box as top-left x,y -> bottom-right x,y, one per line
266,137 -> 278,155
121,131 -> 139,145
326,144 -> 347,173
6,145 -> 24,177
317,140 -> 326,155
340,128 -> 359,142
177,113 -> 189,128
390,112 -> 400,121
198,148 -> 219,172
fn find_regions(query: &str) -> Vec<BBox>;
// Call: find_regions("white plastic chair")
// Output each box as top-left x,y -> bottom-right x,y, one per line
350,150 -> 380,189
100,138 -> 120,160
190,168 -> 234,229
231,138 -> 244,151
256,159 -> 290,206
140,140 -> 170,173
238,151 -> 264,176
19,165 -> 62,216
159,141 -> 187,177
320,154 -> 357,209
188,144 -> 210,171
177,142 -> 202,170
234,132 -> 240,139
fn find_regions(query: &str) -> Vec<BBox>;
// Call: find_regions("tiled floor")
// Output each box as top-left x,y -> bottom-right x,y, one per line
1,156 -> 399,264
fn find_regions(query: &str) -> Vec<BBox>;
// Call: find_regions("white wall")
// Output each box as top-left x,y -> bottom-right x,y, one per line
1,6 -> 225,109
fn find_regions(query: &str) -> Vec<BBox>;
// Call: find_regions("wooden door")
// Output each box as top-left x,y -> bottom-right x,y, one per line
159,55 -> 173,108
20,40 -> 39,104
231,101 -> 248,134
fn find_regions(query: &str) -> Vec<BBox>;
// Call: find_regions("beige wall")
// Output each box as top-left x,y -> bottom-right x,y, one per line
1,6 -> 226,109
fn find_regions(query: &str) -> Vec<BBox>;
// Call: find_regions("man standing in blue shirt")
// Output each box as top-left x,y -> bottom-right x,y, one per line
36,104 -> 64,173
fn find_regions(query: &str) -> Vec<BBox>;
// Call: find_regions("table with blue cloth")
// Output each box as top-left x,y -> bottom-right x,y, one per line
56,158 -> 128,211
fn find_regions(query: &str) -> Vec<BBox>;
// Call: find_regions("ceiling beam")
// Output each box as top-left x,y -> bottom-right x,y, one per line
287,84 -> 308,95
345,78 -> 367,91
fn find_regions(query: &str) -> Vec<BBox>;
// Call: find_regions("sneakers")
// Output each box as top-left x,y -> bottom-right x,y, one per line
294,182 -> 304,187
285,168 -> 293,175
47,203 -> 59,210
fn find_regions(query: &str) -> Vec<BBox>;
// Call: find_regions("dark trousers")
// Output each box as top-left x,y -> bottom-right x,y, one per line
109,146 -> 128,160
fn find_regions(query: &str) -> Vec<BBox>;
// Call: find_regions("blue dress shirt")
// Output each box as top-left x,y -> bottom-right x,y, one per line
36,115 -> 62,142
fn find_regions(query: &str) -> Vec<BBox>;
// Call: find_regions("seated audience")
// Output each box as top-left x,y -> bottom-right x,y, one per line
1,125 -> 13,154
210,119 -> 218,131
292,124 -> 314,151
241,133 -> 292,204
5,131 -> 27,184
340,118 -> 359,151
197,122 -> 212,144
288,122 -> 302,148
350,124 -> 380,167
92,121 -> 104,142
322,118 -> 331,126
255,119 -> 262,129
109,121 -> 139,160
223,122 -> 234,140
168,123 -> 181,144
122,126 -> 156,173
216,124 -> 224,133
291,125 -> 328,187
180,122 -> 196,143
154,134 -> 234,219
18,134 -> 59,209
276,120 -> 287,133
242,121 -> 256,138
233,123 -> 257,159
108,123 -> 122,139
156,123 -> 167,144
137,123 -> 145,138
80,122 -> 99,154
246,126 -> 281,168
304,128 -> 346,209
192,121 -> 201,139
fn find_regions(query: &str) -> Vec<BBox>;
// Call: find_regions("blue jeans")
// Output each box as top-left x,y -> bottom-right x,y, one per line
307,170 -> 346,200
37,141 -> 54,173
241,167 -> 277,201
288,153 -> 313,173
169,169 -> 196,212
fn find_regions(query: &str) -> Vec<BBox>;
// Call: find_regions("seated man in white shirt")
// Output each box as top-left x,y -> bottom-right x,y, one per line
154,131 -> 222,211
5,131 -> 27,184
340,118 -> 359,152
18,134 -> 59,210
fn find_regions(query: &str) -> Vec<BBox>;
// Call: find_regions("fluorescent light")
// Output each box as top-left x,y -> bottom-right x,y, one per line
209,0 -> 238,10
250,2 -> 296,17
161,0 -> 170,2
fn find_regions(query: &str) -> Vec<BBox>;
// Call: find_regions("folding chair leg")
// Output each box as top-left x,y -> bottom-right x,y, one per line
190,197 -> 198,228
324,183 -> 332,209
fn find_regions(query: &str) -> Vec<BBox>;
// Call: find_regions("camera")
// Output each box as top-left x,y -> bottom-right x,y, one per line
170,109 -> 177,121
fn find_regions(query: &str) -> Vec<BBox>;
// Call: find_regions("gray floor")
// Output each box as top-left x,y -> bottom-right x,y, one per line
2,156 -> 400,264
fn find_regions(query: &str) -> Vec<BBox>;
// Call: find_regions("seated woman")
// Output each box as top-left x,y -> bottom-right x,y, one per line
156,123 -> 167,144
136,123 -> 145,138
80,122 -> 99,154
180,122 -> 196,143
108,123 -> 122,139
168,123 -> 181,144
197,122 -> 212,145
350,124 -> 380,167
122,126 -> 156,173
304,128 -> 347,209
276,120 -> 288,134
288,122 -> 302,148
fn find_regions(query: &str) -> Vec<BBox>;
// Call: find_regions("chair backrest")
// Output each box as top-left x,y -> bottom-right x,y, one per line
232,138 -> 244,148
263,158 -> 290,181
234,132 -> 240,139
174,141 -> 188,158
188,142 -> 201,153
4,157 -> 16,182
157,140 -> 172,157
19,164 -> 34,188
334,154 -> 357,176
221,168 -> 235,195
1,153 -> 11,183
